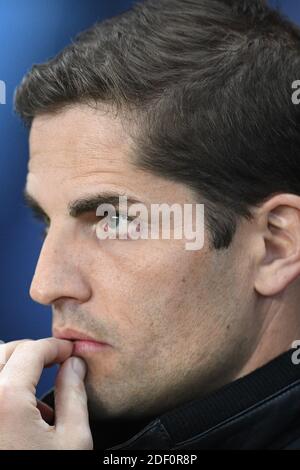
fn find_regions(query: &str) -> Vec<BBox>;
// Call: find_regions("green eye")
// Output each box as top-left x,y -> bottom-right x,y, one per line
96,210 -> 142,240
107,213 -> 127,229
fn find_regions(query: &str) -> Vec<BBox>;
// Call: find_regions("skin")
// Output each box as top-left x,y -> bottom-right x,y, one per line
1,102 -> 300,448
0,338 -> 92,449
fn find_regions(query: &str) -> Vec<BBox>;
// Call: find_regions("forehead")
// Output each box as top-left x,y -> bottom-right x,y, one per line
29,104 -> 133,175
27,104 -> 195,206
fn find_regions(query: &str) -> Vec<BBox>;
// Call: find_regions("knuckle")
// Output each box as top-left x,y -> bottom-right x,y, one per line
15,339 -> 35,354
36,337 -> 58,353
36,338 -> 52,346
16,338 -> 54,358
71,383 -> 88,406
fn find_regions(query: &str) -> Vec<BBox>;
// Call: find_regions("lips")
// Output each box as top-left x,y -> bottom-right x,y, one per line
53,328 -> 111,356
54,328 -> 105,343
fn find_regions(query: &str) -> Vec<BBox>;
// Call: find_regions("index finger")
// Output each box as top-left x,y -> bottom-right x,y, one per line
0,339 -> 31,371
0,338 -> 74,391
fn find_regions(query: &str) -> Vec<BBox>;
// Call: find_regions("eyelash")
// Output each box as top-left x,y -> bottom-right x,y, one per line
31,214 -> 50,240
41,226 -> 49,240
39,211 -> 137,241
95,211 -> 138,237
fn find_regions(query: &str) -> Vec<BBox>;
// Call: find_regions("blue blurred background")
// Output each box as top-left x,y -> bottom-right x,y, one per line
0,0 -> 299,397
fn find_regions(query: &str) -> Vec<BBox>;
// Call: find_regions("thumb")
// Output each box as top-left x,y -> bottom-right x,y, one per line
54,357 -> 93,449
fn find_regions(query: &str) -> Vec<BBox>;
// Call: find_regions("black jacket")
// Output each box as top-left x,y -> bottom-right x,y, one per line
42,349 -> 300,449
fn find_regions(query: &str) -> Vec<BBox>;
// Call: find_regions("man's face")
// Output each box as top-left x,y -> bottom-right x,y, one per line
27,104 -> 259,420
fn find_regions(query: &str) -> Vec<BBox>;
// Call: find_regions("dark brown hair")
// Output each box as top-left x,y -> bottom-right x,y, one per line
14,0 -> 300,249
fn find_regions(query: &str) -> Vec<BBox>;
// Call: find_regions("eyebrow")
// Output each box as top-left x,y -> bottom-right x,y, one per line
23,189 -> 143,220
23,190 -> 48,221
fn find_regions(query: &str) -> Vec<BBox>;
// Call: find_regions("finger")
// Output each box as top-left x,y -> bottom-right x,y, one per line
0,338 -> 73,391
0,339 -> 31,372
37,400 -> 55,425
55,357 -> 92,449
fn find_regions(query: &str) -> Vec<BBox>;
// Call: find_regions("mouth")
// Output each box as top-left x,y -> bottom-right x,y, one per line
53,328 -> 112,356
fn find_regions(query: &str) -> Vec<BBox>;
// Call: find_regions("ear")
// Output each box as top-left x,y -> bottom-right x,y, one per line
254,194 -> 300,297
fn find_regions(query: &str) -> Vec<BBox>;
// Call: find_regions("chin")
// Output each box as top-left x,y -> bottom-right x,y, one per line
85,379 -> 129,421
85,378 -> 152,422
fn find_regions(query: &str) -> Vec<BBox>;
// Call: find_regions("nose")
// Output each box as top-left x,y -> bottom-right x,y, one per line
29,225 -> 91,306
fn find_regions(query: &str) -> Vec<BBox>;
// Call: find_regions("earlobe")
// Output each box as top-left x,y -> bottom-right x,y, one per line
254,201 -> 300,297
255,257 -> 300,297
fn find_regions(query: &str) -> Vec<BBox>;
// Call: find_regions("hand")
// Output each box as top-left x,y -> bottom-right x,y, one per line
0,338 -> 93,449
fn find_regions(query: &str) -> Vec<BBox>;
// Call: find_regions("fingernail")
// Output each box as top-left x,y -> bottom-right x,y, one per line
71,357 -> 87,379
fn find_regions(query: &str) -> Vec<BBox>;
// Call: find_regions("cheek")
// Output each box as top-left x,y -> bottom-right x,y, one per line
85,240 -> 209,338
129,253 -> 204,329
